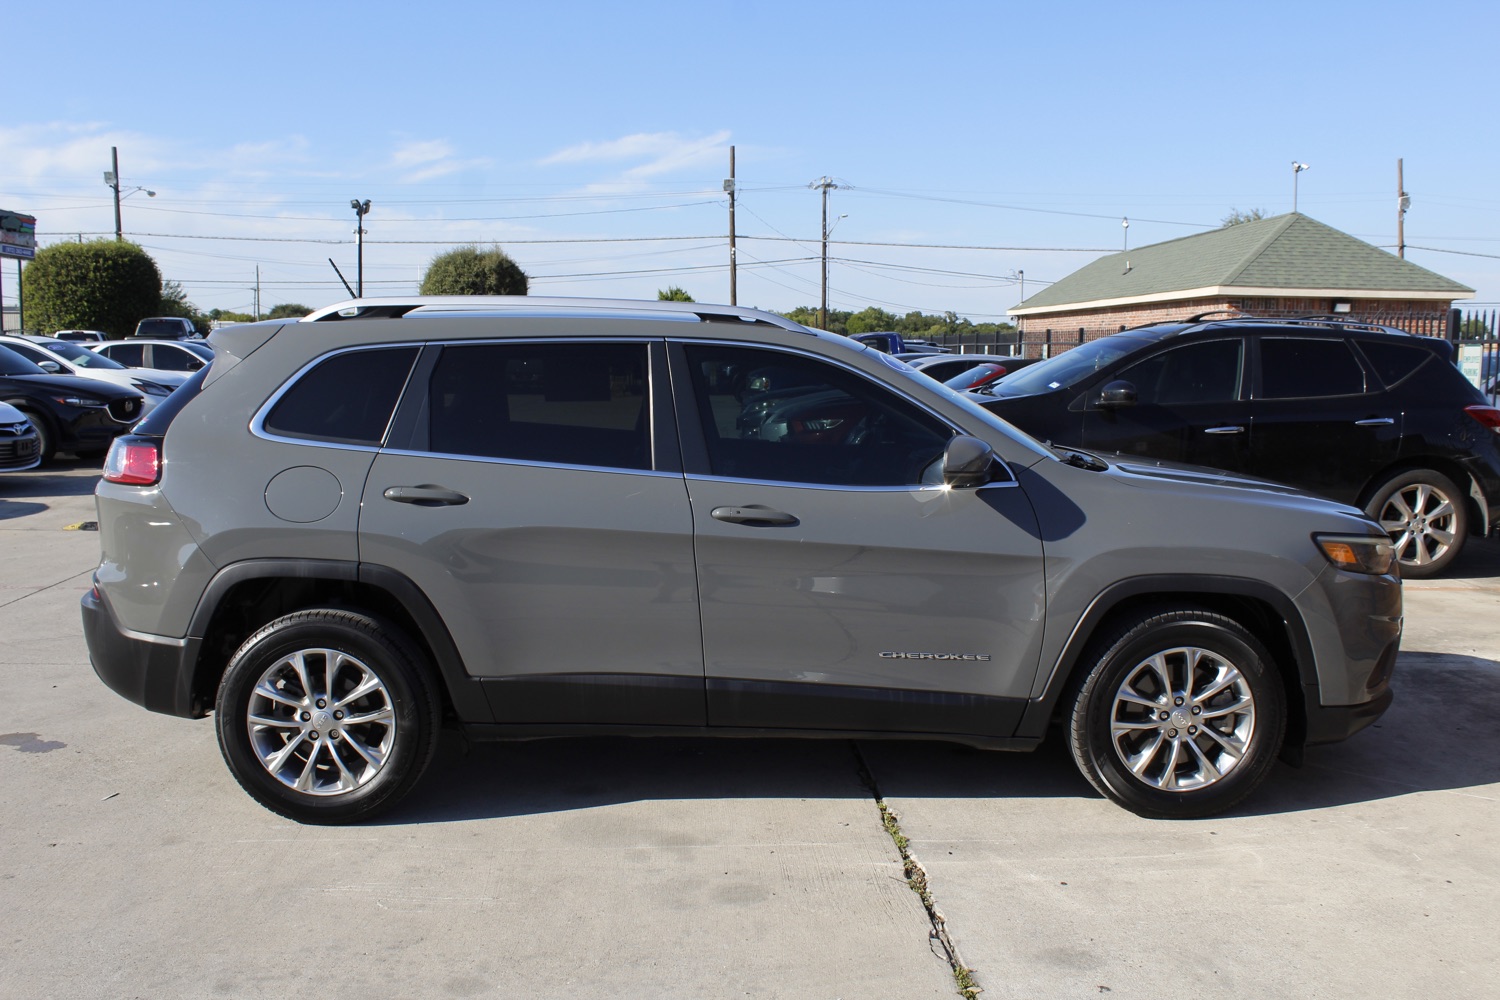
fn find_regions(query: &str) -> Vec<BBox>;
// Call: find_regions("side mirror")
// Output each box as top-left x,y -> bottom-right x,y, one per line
38,360 -> 61,373
1097,380 -> 1138,409
942,434 -> 998,488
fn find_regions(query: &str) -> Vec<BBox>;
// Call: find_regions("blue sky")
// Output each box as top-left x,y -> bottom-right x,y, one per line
4,0 -> 1496,320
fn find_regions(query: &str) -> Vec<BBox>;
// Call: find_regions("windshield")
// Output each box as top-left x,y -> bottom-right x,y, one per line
0,344 -> 48,376
987,335 -> 1156,396
42,341 -> 127,369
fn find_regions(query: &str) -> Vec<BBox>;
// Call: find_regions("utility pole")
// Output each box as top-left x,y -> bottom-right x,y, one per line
255,265 -> 262,320
726,146 -> 737,305
350,199 -> 371,297
1397,158 -> 1409,259
110,147 -> 122,241
809,176 -> 843,329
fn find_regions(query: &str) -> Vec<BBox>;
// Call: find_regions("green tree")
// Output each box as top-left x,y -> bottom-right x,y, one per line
154,280 -> 207,334
1220,208 -> 1267,227
1459,316 -> 1493,341
419,245 -> 528,296
657,286 -> 694,302
19,240 -> 162,337
265,303 -> 311,319
207,308 -> 256,324
844,307 -> 900,335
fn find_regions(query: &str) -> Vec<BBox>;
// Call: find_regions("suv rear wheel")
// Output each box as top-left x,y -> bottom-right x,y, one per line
1365,468 -> 1466,579
214,609 -> 440,824
1068,608 -> 1286,819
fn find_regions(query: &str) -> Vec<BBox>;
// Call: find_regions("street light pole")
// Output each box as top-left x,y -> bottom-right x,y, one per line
1292,162 -> 1310,213
350,199 -> 371,297
103,147 -> 156,241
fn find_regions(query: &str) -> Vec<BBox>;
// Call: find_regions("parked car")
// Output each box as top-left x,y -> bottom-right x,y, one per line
0,344 -> 145,462
849,331 -> 949,355
131,316 -> 200,340
940,362 -> 1010,392
85,298 -> 1399,825
977,316 -> 1500,577
0,400 -> 42,472
52,329 -> 108,343
0,336 -> 184,415
91,339 -> 214,373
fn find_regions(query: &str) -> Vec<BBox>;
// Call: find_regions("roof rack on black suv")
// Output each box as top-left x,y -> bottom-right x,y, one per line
978,316 -> 1500,576
83,296 -> 1400,824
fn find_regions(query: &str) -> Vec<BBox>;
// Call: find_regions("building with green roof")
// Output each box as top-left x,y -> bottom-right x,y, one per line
1010,213 -> 1473,347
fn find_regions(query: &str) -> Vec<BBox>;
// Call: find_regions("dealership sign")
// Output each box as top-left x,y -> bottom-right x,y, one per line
1,209 -> 37,260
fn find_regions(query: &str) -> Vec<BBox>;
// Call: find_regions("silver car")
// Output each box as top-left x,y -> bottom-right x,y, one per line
82,298 -> 1401,824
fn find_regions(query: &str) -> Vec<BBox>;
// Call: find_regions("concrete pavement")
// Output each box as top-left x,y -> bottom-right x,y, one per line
2,459 -> 1496,998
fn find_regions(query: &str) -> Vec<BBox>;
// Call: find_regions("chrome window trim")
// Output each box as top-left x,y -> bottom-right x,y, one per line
250,341 -> 425,449
685,472 -> 1018,493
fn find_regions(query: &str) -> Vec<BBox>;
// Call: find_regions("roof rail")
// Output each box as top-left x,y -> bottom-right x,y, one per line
301,296 -> 811,332
1184,310 -> 1251,322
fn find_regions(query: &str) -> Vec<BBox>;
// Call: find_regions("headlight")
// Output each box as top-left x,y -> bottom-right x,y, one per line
132,380 -> 172,397
1314,533 -> 1396,575
51,394 -> 106,408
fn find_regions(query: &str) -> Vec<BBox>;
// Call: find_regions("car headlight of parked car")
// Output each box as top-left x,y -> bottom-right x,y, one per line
50,394 -> 107,408
131,380 -> 173,397
1314,533 -> 1397,575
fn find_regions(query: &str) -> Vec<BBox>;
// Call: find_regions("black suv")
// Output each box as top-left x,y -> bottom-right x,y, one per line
978,316 -> 1500,577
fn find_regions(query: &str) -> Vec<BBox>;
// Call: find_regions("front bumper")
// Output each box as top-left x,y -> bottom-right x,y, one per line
82,585 -> 204,718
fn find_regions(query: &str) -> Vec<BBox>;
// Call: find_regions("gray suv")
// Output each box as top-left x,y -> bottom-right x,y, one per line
82,297 -> 1402,824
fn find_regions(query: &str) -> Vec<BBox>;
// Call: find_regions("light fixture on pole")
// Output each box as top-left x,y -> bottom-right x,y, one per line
350,199 -> 372,297
1122,217 -> 1129,252
104,146 -> 156,241
1292,162 -> 1310,213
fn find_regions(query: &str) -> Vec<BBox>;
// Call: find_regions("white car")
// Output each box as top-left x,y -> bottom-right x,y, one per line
0,400 -> 43,473
0,336 -> 185,414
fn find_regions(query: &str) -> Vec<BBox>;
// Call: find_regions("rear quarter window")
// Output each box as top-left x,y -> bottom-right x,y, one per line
1355,340 -> 1435,389
263,347 -> 420,446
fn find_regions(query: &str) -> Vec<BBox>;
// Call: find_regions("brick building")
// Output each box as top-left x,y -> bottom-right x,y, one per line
1009,213 -> 1474,354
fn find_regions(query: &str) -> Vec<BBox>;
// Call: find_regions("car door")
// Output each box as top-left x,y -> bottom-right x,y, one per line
672,341 -> 1046,738
1246,335 -> 1401,504
1079,337 -> 1253,472
358,338 -> 706,726
99,343 -> 146,367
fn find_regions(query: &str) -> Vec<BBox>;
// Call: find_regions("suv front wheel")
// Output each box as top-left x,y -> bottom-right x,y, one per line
1365,468 -> 1466,579
214,609 -> 441,824
1068,608 -> 1286,819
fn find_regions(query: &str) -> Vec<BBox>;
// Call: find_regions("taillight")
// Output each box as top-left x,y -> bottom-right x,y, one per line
1464,405 -> 1500,432
102,437 -> 161,485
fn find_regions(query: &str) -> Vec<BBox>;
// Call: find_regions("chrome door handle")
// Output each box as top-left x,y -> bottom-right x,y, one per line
383,485 -> 470,506
1203,425 -> 1246,435
1355,417 -> 1395,426
710,505 -> 799,526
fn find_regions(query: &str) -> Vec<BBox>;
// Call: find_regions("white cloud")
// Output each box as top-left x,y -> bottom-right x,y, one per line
540,130 -> 731,180
388,138 -> 490,183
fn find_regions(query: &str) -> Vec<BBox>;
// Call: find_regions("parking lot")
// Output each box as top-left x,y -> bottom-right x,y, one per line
3,459 -> 1497,1000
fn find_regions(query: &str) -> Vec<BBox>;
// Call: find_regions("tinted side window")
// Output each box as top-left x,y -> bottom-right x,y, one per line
1355,340 -> 1433,389
152,346 -> 202,371
684,344 -> 952,487
426,342 -> 649,470
1116,339 -> 1242,405
264,347 -> 419,445
102,344 -> 145,366
1259,338 -> 1365,398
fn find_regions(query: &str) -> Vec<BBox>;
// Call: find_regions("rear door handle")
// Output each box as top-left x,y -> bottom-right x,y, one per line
1203,425 -> 1246,435
1355,417 -> 1395,426
383,485 -> 470,507
711,505 -> 799,526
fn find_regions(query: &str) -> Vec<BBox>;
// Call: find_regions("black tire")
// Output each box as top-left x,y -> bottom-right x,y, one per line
1364,468 -> 1467,579
14,407 -> 55,464
1068,608 -> 1286,819
214,609 -> 441,824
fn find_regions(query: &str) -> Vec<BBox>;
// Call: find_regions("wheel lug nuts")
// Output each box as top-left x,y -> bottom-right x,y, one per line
316,699 -> 327,709
334,711 -> 344,720
1159,711 -> 1170,721
330,730 -> 341,741
1188,726 -> 1198,735
309,731 -> 319,740
1167,729 -> 1179,739
300,711 -> 311,722
1174,697 -> 1185,706
1192,706 -> 1202,715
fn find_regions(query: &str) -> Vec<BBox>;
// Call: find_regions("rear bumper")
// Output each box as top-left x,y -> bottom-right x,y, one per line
81,585 -> 203,718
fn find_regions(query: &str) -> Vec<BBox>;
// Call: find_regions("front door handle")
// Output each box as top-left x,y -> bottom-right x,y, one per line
1355,417 -> 1395,426
383,485 -> 470,507
1203,425 -> 1246,435
711,505 -> 799,526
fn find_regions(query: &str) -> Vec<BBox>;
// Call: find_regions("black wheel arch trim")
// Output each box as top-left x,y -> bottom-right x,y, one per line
187,558 -> 493,724
1015,574 -> 1318,742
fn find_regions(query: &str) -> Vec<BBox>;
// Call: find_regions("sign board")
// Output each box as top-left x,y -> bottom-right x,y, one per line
1459,343 -> 1485,389
0,209 -> 37,260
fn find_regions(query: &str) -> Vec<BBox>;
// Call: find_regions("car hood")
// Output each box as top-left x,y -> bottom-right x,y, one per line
3,372 -> 145,399
1102,453 -> 1367,517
